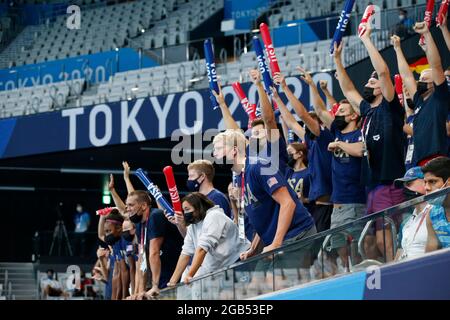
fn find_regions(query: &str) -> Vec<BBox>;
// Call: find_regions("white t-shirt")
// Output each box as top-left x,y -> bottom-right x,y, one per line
399,204 -> 430,261
181,206 -> 250,276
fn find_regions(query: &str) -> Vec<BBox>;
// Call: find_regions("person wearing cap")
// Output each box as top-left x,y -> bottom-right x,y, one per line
394,167 -> 429,261
334,23 -> 406,262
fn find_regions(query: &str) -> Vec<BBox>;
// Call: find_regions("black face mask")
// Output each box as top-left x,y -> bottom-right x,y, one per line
217,156 -> 234,172
403,188 -> 421,201
416,81 -> 430,96
363,86 -> 376,103
105,233 -> 121,245
288,154 -> 297,168
333,115 -> 349,131
122,231 -> 134,242
183,211 -> 197,225
129,213 -> 142,224
405,98 -> 415,110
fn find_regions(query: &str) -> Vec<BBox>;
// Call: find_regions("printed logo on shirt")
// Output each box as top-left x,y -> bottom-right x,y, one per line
267,177 -> 278,188
373,135 -> 380,141
244,183 -> 258,207
288,178 -> 304,194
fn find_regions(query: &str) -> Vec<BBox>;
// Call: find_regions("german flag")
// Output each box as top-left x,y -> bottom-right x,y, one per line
409,56 -> 430,75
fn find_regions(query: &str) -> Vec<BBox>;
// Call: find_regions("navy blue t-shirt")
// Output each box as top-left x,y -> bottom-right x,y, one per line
329,123 -> 366,204
285,167 -> 314,213
412,81 -> 449,164
304,126 -> 333,201
360,95 -> 405,188
405,114 -> 415,171
104,254 -> 114,300
244,157 -> 314,246
447,113 -> 450,157
148,209 -> 184,289
207,188 -> 232,219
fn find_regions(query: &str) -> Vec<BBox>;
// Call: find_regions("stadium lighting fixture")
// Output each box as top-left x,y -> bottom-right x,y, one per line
102,195 -> 111,204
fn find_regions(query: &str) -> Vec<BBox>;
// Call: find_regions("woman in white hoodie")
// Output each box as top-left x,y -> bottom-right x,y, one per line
167,192 -> 250,286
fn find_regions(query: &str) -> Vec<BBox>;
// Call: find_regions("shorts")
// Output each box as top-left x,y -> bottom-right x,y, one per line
366,184 -> 405,231
255,225 -> 318,272
329,203 -> 366,249
312,204 -> 333,232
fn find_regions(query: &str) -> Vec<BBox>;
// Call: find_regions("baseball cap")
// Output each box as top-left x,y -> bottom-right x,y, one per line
394,166 -> 424,188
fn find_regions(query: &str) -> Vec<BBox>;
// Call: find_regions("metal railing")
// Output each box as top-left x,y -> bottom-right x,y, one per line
157,187 -> 450,300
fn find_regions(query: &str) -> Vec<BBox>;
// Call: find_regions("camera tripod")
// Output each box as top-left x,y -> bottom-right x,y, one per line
49,203 -> 73,256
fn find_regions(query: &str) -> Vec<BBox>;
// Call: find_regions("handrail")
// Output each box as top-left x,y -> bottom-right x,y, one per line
159,187 -> 450,296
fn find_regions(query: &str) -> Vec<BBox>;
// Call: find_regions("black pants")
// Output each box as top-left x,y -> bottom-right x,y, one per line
311,204 -> 333,233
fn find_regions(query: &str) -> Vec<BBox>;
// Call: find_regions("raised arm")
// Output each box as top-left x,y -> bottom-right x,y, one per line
438,12 -> 450,52
320,80 -> 338,108
333,42 -> 363,114
391,35 -> 417,97
270,85 -> 305,141
212,82 -> 240,130
275,71 -> 320,136
108,174 -> 126,215
98,215 -> 106,242
299,67 -> 334,130
249,69 -> 279,142
122,161 -> 135,194
360,22 -> 395,101
328,140 -> 364,157
414,22 -> 446,86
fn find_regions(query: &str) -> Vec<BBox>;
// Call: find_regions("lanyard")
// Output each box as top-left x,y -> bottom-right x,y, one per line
412,205 -> 431,242
140,218 -> 148,248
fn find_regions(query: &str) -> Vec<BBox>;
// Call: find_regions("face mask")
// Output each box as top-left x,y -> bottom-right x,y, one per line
105,233 -> 121,245
428,180 -> 449,206
399,15 -> 405,20
129,213 -> 142,224
333,115 -> 350,131
288,154 -> 297,168
186,177 -> 202,192
405,98 -> 415,110
76,205 -> 82,213
403,188 -> 421,201
417,81 -> 430,96
217,155 -> 234,172
363,86 -> 376,103
122,231 -> 134,242
183,211 -> 196,225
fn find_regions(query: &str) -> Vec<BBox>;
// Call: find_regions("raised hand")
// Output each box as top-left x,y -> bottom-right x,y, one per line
319,80 -> 328,90
211,81 -> 225,105
413,21 -> 430,35
297,66 -> 313,86
333,41 -> 344,60
249,69 -> 262,85
108,174 -> 115,191
390,35 -> 401,50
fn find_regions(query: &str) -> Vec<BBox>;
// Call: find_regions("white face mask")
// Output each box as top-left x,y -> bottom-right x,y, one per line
76,205 -> 83,213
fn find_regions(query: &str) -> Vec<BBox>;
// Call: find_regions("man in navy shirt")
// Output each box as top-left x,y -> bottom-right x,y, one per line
273,71 -> 334,232
213,129 -> 315,258
187,159 -> 232,219
125,190 -> 152,297
334,22 -> 406,262
307,84 -> 366,269
392,25 -> 449,167
144,207 -> 183,298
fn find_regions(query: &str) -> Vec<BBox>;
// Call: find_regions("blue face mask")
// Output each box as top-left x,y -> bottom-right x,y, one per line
186,176 -> 202,192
